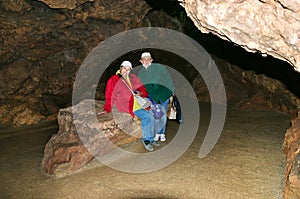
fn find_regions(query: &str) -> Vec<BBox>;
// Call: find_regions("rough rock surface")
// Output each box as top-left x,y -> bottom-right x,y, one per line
37,0 -> 93,10
283,110 -> 300,199
180,0 -> 300,72
167,54 -> 300,116
0,0 -> 150,126
212,56 -> 300,116
1,0 -> 299,127
41,99 -> 141,177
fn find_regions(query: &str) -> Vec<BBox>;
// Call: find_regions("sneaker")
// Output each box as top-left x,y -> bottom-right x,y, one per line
160,134 -> 166,142
154,134 -> 160,141
141,140 -> 153,152
151,141 -> 160,147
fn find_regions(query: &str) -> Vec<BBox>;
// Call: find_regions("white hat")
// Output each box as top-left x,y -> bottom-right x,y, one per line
121,61 -> 132,69
141,52 -> 152,58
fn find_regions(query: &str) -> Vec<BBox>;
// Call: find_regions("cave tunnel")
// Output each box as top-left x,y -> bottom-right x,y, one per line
0,0 -> 300,198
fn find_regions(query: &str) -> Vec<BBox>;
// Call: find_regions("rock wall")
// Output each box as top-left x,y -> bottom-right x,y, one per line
180,0 -> 300,73
202,56 -> 300,116
0,0 -> 150,126
283,110 -> 300,199
1,0 -> 299,127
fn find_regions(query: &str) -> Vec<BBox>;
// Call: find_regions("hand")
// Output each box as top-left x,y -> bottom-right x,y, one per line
97,111 -> 107,115
134,91 -> 142,96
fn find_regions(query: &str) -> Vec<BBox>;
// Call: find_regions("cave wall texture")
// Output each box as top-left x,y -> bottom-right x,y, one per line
0,0 -> 300,198
1,0 -> 299,126
0,0 -> 151,126
180,0 -> 300,73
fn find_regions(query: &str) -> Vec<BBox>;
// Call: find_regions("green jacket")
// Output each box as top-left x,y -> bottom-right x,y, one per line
138,63 -> 175,103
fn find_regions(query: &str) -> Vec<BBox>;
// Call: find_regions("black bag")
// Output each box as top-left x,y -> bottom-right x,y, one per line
172,94 -> 183,124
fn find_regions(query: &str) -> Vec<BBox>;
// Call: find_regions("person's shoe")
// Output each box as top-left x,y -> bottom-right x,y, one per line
160,134 -> 166,142
151,141 -> 161,147
154,134 -> 160,141
141,140 -> 153,152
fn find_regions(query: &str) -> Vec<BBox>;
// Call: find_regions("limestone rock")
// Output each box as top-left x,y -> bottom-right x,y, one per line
180,0 -> 300,72
0,0 -> 150,126
192,56 -> 300,115
37,0 -> 93,10
283,110 -> 300,199
41,99 -> 141,177
1,0 -> 31,12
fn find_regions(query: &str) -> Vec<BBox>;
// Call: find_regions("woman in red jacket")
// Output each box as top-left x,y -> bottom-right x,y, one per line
103,61 -> 159,152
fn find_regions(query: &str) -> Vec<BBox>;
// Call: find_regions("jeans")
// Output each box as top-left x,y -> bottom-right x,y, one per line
156,98 -> 169,135
134,109 -> 154,142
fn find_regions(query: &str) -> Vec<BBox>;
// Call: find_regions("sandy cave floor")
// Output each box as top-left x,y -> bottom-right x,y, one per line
0,104 -> 291,199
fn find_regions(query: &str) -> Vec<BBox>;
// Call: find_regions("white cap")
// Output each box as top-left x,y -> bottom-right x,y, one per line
141,52 -> 152,59
121,61 -> 132,69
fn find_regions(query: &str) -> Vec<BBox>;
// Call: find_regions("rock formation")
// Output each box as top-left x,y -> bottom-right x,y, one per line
41,99 -> 141,177
0,0 -> 150,126
180,0 -> 300,73
283,110 -> 300,199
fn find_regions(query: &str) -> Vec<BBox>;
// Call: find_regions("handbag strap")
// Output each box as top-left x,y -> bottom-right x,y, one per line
120,76 -> 135,95
147,95 -> 156,105
120,75 -> 154,106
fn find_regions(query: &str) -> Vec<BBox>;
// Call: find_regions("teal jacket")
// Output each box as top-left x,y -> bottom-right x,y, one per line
138,63 -> 175,103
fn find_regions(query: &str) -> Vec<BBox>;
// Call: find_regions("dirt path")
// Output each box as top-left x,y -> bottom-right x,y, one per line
0,106 -> 290,199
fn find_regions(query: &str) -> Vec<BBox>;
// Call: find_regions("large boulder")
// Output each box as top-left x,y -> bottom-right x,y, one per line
41,99 -> 141,177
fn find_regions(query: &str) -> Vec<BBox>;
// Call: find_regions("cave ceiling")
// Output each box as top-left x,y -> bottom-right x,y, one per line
180,0 -> 300,73
17,0 -> 300,72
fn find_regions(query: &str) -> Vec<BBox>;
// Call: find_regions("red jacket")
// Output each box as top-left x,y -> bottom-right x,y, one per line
103,73 -> 148,117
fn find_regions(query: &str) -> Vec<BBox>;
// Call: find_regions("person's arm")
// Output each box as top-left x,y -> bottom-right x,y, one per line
131,74 -> 148,98
103,77 -> 116,113
136,84 -> 148,98
159,64 -> 175,92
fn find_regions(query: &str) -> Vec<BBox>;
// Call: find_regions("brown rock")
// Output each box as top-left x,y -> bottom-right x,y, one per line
0,0 -> 150,126
37,0 -> 92,10
41,99 -> 141,177
181,0 -> 300,72
4,58 -> 31,94
1,0 -> 31,12
192,56 -> 299,115
283,110 -> 300,198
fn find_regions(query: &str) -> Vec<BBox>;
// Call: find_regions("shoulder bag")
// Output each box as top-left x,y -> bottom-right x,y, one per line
120,77 -> 152,109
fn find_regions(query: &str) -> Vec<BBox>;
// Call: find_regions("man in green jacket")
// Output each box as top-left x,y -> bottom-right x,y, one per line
138,52 -> 175,142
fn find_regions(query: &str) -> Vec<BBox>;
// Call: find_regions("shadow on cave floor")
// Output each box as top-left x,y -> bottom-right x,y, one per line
0,102 -> 290,199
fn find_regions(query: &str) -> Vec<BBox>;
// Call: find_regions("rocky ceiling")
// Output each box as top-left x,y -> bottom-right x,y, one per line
8,0 -> 299,72
180,0 -> 300,73
28,0 -> 300,72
